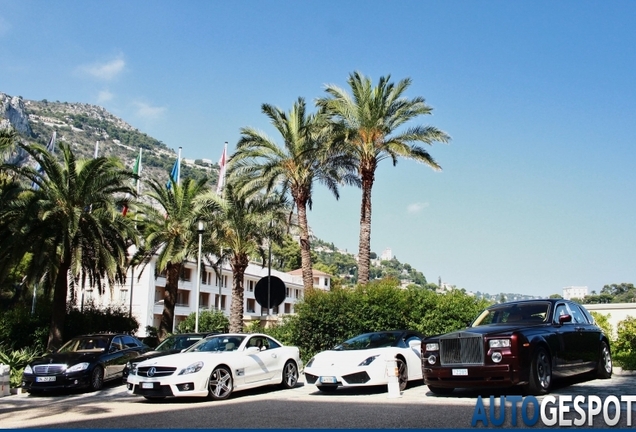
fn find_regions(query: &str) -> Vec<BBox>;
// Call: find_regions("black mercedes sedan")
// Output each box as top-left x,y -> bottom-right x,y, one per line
22,333 -> 146,393
422,299 -> 613,395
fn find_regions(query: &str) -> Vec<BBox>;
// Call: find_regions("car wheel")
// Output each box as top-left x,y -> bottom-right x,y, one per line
597,341 -> 612,379
89,366 -> 104,391
525,347 -> 551,395
396,358 -> 408,391
281,360 -> 298,389
317,385 -> 338,393
208,366 -> 233,400
427,386 -> 454,395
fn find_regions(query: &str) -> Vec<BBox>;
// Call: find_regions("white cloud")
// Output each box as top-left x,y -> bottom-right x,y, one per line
407,202 -> 429,214
78,56 -> 125,81
133,101 -> 167,120
97,90 -> 113,103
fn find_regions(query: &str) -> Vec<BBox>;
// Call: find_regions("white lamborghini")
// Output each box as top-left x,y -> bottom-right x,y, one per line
303,330 -> 423,392
126,333 -> 302,400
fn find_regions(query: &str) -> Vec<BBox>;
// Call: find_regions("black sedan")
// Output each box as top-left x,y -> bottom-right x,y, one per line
422,299 -> 613,395
122,332 -> 216,380
22,333 -> 146,393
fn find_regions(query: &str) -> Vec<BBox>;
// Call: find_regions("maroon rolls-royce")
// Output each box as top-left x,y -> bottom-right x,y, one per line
422,299 -> 612,395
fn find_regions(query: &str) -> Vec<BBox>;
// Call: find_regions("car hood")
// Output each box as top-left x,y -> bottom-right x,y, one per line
137,351 -> 230,368
131,349 -> 179,364
432,323 -> 544,339
308,349 -> 393,369
30,351 -> 101,366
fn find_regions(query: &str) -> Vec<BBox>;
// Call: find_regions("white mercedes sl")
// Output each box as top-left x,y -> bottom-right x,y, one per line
303,330 -> 423,392
126,333 -> 302,400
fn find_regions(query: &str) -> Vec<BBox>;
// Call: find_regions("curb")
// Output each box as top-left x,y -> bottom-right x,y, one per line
613,367 -> 636,376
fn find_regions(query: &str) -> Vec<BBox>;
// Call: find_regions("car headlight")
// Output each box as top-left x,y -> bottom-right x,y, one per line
358,355 -> 379,366
489,339 -> 511,348
126,361 -> 131,369
131,365 -> 138,376
305,357 -> 315,368
178,361 -> 204,375
426,343 -> 439,351
67,362 -> 90,373
24,365 -> 33,374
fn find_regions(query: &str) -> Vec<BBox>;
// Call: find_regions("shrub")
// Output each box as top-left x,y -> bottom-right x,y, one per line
65,303 -> 139,338
614,316 -> 636,370
0,345 -> 43,388
176,310 -> 229,333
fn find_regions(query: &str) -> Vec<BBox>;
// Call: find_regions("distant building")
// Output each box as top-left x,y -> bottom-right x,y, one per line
380,248 -> 392,261
563,286 -> 588,300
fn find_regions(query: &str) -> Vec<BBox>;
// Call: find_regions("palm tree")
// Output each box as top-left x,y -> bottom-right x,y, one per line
229,98 -> 358,290
317,71 -> 451,284
133,177 -> 220,340
209,183 -> 289,332
0,141 -> 138,349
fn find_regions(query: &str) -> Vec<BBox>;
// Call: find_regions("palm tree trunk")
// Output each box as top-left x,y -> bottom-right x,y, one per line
229,253 -> 249,332
47,260 -> 71,351
357,166 -> 375,285
296,201 -> 314,290
160,263 -> 180,340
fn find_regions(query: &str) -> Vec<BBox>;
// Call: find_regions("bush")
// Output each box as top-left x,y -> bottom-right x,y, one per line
176,310 -> 229,333
65,303 -> 139,338
0,345 -> 42,388
590,311 -> 614,346
0,303 -> 50,352
614,316 -> 636,370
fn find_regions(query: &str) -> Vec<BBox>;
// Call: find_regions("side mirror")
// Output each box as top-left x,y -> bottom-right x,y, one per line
246,346 -> 260,354
408,339 -> 421,349
109,346 -> 117,353
558,314 -> 572,324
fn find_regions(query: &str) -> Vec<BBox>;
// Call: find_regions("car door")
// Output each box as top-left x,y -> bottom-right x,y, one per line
568,303 -> 600,370
551,303 -> 579,374
102,336 -> 125,380
242,336 -> 279,384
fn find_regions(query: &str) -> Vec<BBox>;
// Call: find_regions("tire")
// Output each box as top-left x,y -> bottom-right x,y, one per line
396,358 -> 408,391
596,341 -> 612,379
89,366 -> 104,391
524,347 -> 552,395
317,385 -> 338,393
427,386 -> 455,395
208,366 -> 233,400
280,360 -> 299,389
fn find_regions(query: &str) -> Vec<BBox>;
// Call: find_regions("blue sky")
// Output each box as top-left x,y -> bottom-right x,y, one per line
1,1 -> 635,297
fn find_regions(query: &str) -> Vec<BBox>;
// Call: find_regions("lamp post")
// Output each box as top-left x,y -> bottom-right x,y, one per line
195,220 -> 204,333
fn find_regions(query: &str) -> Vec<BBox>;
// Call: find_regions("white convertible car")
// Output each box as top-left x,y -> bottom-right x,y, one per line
126,333 -> 302,400
303,330 -> 423,392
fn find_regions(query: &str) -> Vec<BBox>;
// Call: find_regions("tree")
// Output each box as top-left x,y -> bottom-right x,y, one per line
317,72 -> 450,284
133,177 -> 220,340
230,98 -> 358,291
1,141 -> 138,349
177,309 -> 229,333
209,183 -> 289,332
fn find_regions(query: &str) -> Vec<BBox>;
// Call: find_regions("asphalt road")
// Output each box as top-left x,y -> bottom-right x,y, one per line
1,373 -> 635,429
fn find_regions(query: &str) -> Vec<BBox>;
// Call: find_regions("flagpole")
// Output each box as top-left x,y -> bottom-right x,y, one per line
94,141 -> 99,158
177,146 -> 182,186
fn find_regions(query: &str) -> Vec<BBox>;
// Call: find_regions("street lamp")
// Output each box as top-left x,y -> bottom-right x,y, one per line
195,220 -> 205,333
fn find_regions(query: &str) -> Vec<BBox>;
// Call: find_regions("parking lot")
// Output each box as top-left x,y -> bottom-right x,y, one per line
1,372 -> 636,429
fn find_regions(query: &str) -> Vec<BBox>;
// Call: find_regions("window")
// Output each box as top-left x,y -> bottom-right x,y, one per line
295,289 -> 301,299
568,303 -> 588,324
286,287 -> 291,297
119,289 -> 128,303
110,337 -> 124,352
122,335 -> 140,348
554,304 -> 572,324
176,290 -> 189,306
246,298 -> 255,313
180,268 -> 192,282
247,280 -> 254,293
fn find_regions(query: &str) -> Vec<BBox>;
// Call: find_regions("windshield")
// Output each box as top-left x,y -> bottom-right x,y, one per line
57,336 -> 110,353
186,335 -> 245,353
472,302 -> 551,326
155,335 -> 205,352
334,332 -> 402,350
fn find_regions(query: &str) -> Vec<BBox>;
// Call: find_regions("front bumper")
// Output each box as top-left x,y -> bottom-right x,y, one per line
127,373 -> 209,398
22,372 -> 92,391
423,364 -> 528,388
304,362 -> 389,388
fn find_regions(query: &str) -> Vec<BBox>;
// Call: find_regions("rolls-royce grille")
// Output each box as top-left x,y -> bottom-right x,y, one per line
440,333 -> 484,366
137,366 -> 177,378
33,364 -> 66,374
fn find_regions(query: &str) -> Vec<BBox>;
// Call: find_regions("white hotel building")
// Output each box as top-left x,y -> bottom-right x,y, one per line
77,256 -> 332,336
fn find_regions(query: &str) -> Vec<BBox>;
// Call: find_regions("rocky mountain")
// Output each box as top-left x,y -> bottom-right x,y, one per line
0,92 -> 219,187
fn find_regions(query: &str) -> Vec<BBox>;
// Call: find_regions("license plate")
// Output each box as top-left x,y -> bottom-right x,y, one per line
319,376 -> 337,384
452,369 -> 468,376
141,382 -> 154,389
36,376 -> 56,382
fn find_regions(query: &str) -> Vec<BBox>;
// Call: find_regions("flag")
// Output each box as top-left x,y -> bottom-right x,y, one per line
122,149 -> 142,216
166,147 -> 182,190
216,142 -> 228,195
32,131 -> 57,190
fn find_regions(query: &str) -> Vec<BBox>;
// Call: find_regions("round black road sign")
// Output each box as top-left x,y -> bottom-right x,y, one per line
254,276 -> 286,309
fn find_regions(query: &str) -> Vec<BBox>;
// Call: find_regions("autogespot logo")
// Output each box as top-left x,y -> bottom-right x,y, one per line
471,395 -> 636,427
